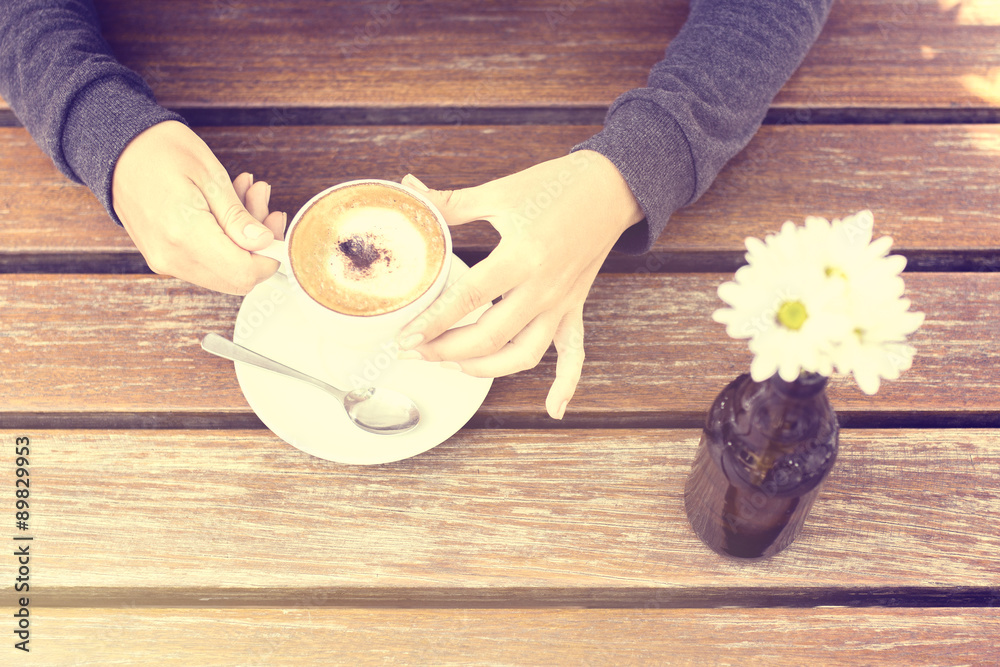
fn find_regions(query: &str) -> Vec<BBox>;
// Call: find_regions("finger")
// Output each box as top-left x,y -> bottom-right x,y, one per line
545,308 -> 586,420
413,286 -> 553,362
201,172 -> 275,251
196,253 -> 279,296
243,179 -> 286,239
263,210 -> 287,241
397,250 -> 523,350
152,205 -> 281,295
403,173 -> 505,227
446,311 -> 560,379
244,180 -> 271,222
233,172 -> 253,204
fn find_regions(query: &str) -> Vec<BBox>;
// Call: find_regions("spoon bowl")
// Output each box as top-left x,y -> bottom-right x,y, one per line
201,334 -> 420,435
343,387 -> 422,434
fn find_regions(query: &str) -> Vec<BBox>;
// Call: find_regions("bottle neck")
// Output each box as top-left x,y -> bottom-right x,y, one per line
768,372 -> 829,399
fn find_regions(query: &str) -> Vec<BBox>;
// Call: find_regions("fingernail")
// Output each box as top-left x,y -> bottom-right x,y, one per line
397,350 -> 423,361
248,173 -> 254,184
398,333 -> 424,350
439,361 -> 462,372
404,174 -> 429,191
266,183 -> 272,203
243,224 -> 267,240
555,400 -> 568,420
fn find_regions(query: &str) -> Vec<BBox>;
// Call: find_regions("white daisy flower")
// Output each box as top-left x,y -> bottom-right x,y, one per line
713,210 -> 923,394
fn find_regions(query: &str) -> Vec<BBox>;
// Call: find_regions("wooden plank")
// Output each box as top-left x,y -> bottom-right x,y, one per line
2,124 -> 999,267
2,0 -> 997,114
0,273 -> 997,424
3,608 -> 998,665
3,429 -> 997,599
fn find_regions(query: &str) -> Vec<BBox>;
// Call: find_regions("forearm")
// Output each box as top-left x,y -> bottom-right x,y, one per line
0,0 -> 184,221
576,0 -> 835,253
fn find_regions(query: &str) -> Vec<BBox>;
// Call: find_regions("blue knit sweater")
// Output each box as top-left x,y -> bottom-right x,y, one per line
0,0 -> 833,251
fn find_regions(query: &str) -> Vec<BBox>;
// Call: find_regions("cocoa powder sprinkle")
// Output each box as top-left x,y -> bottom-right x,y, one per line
338,233 -> 390,274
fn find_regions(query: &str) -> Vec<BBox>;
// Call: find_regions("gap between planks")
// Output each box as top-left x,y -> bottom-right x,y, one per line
3,249 -> 1000,274
3,106 -> 1000,128
25,586 -> 1000,610
2,412 -> 1000,431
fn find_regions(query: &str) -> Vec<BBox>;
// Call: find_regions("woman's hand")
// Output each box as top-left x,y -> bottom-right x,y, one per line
397,150 -> 643,419
112,120 -> 286,295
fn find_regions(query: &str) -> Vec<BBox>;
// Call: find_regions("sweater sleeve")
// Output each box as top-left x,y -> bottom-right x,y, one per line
0,0 -> 185,223
575,0 -> 835,253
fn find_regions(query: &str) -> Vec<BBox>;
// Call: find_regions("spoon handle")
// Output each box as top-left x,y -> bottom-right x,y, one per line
201,334 -> 347,400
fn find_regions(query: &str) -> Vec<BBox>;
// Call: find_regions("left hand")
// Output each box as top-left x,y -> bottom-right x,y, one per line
396,150 -> 643,419
112,120 -> 285,295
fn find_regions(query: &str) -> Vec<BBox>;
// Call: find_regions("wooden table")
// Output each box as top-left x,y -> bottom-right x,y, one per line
2,1 -> 998,663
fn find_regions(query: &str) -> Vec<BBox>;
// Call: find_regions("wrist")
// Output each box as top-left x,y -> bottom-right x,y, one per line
571,150 -> 645,236
111,120 -> 193,221
64,76 -> 185,224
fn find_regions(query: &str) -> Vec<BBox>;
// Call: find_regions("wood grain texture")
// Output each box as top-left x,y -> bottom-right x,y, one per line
2,124 -> 998,264
2,429 -> 998,598
3,608 -> 998,665
0,273 -> 997,424
2,0 -> 997,114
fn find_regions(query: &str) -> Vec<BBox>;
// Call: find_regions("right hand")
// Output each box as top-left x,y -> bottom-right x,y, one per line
111,120 -> 286,294
396,151 -> 644,419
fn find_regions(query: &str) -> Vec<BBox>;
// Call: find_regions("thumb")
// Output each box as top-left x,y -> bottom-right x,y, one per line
402,173 -> 501,226
202,173 -> 274,251
546,307 -> 586,420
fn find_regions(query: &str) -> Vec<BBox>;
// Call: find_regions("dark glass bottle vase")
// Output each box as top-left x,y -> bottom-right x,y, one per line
684,372 -> 839,560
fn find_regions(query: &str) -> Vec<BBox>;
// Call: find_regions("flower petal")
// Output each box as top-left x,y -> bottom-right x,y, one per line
714,210 -> 921,395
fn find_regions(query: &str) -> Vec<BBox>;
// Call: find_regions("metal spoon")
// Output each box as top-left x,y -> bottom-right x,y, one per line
201,333 -> 420,435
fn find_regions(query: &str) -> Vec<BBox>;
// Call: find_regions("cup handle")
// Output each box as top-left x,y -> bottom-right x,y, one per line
253,239 -> 290,276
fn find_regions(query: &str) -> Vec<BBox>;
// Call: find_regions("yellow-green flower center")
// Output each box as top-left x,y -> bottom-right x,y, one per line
825,265 -> 847,280
777,300 -> 808,330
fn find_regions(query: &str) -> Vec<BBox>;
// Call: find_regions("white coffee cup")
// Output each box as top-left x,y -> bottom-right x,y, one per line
255,179 -> 452,351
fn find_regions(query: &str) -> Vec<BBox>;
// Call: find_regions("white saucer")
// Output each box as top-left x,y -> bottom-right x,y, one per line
232,256 -> 492,465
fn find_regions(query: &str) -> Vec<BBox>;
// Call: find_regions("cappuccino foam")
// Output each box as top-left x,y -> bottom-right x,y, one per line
289,183 -> 446,316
